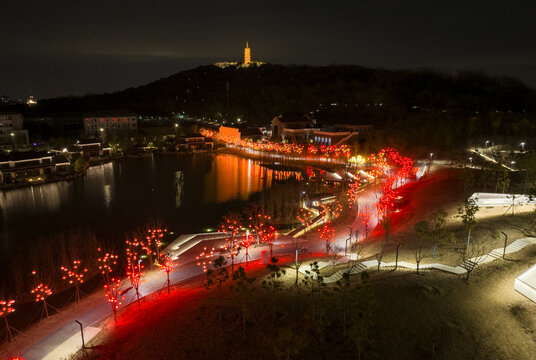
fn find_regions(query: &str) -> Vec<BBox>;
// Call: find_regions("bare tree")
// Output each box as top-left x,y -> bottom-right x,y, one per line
457,236 -> 490,281
329,245 -> 344,268
375,238 -> 388,272
412,222 -> 433,274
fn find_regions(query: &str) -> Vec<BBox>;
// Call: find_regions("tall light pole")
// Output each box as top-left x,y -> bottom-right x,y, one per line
99,128 -> 104,140
174,123 -> 178,136
10,132 -> 14,149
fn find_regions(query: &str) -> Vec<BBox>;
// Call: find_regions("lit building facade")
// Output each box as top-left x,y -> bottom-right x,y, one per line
83,111 -> 137,136
0,112 -> 29,145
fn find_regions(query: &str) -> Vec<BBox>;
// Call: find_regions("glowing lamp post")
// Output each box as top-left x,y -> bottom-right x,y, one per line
520,142 -> 525,151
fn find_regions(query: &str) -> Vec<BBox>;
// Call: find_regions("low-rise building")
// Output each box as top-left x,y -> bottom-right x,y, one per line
177,133 -> 214,151
83,111 -> 137,137
0,151 -> 70,183
271,113 -> 314,141
0,112 -> 29,146
74,140 -> 112,158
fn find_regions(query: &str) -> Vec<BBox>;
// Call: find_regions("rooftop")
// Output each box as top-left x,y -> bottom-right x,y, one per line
84,110 -> 137,118
274,113 -> 313,124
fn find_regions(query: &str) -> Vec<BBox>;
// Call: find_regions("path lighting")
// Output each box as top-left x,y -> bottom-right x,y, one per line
520,142 -> 525,151
174,123 -> 178,135
469,157 -> 473,164
485,140 -> 490,148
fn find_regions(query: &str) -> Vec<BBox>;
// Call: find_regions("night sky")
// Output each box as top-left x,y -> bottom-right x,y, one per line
2,0 -> 535,99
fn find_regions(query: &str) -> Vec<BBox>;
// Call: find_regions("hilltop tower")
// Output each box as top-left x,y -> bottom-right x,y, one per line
244,42 -> 251,65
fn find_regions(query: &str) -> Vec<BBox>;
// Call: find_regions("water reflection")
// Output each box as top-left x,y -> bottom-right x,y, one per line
0,180 -> 70,214
204,155 -> 273,203
174,171 -> 184,208
0,154 -> 308,264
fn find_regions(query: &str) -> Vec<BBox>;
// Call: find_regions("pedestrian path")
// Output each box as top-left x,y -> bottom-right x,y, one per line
41,327 -> 99,360
299,237 -> 536,283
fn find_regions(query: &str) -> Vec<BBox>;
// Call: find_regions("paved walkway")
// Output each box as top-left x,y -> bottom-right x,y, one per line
300,237 -> 536,283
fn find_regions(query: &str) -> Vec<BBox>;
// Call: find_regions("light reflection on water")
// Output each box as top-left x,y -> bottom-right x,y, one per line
0,154 -> 289,262
204,155 -> 273,203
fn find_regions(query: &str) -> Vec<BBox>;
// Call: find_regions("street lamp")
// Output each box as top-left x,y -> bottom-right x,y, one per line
485,140 -> 490,148
520,142 -> 525,151
174,123 -> 178,136
468,157 -> 473,165
10,132 -> 14,148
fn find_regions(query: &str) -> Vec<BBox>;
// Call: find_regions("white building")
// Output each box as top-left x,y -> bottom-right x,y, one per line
0,112 -> 29,146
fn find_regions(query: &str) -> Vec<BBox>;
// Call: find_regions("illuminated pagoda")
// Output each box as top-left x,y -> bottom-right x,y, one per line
244,42 -> 251,65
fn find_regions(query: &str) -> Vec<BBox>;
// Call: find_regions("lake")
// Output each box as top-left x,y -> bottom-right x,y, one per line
0,153 -> 278,263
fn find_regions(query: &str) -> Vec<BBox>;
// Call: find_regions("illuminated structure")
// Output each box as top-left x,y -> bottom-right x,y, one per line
0,112 -> 29,146
244,42 -> 251,65
26,96 -> 37,106
83,111 -> 137,136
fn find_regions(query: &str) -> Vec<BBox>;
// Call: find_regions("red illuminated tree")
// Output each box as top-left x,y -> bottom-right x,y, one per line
297,208 -> 314,230
30,270 -> 55,319
358,209 -> 372,241
318,223 -> 335,256
248,213 -> 277,258
196,246 -> 215,273
321,200 -> 343,223
159,253 -> 175,294
104,278 -> 123,323
247,213 -> 271,244
125,238 -> 144,309
219,213 -> 243,273
60,260 -> 88,307
261,224 -> 277,259
97,248 -> 123,323
347,180 -> 360,209
130,219 -> 168,268
1,299 -> 16,342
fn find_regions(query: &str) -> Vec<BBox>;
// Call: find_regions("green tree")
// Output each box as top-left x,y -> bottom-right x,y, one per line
457,197 -> 480,248
262,257 -> 286,291
206,255 -> 229,295
73,154 -> 85,173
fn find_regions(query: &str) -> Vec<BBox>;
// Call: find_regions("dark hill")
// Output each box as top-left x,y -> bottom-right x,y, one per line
33,64 -> 536,151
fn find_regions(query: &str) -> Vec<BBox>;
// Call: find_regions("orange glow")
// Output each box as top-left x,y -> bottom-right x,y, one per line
204,155 -> 272,203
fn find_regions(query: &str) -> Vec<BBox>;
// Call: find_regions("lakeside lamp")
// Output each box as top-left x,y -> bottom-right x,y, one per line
521,142 -> 525,151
